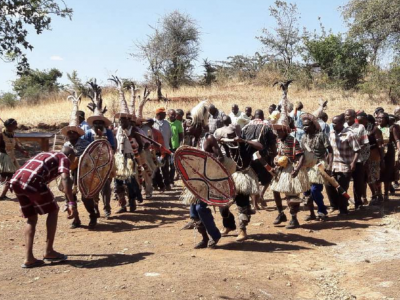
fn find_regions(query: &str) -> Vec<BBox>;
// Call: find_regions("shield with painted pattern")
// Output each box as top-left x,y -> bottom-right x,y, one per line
78,139 -> 114,198
174,146 -> 236,206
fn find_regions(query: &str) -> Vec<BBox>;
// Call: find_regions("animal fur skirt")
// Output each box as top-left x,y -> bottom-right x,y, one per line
114,153 -> 136,180
306,161 -> 326,185
231,167 -> 259,196
0,152 -> 17,174
271,163 -> 310,195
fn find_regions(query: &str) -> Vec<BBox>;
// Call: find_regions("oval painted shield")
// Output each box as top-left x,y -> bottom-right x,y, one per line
78,140 -> 114,198
174,146 -> 236,206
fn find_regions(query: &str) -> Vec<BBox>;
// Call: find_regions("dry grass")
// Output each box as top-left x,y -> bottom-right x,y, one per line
2,82 -> 396,128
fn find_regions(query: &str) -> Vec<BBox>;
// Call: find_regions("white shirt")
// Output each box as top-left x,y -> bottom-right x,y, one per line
153,119 -> 172,149
236,112 -> 252,129
229,111 -> 242,126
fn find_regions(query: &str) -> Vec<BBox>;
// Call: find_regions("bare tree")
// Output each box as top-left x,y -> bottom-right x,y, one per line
256,0 -> 301,76
133,29 -> 166,100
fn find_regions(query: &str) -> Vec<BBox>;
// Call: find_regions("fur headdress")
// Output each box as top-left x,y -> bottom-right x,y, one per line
87,81 -> 111,127
272,80 -> 293,131
191,100 -> 209,126
61,91 -> 85,137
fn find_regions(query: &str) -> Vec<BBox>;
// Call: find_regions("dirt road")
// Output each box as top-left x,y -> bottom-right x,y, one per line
1,182 -> 400,300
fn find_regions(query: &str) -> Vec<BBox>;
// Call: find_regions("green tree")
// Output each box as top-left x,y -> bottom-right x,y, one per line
342,0 -> 400,65
257,0 -> 301,76
215,53 -> 270,81
132,10 -> 200,96
13,68 -> 63,103
0,92 -> 18,108
0,0 -> 73,74
66,70 -> 89,97
161,11 -> 200,89
304,33 -> 369,89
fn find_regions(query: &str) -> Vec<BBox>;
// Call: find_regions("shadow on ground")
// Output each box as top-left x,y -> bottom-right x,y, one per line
61,252 -> 154,269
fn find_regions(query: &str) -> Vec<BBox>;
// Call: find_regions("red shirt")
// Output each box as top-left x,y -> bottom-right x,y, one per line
11,152 -> 70,191
151,128 -> 167,157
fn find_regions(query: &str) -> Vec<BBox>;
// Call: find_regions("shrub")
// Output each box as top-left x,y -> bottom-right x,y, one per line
0,92 -> 18,108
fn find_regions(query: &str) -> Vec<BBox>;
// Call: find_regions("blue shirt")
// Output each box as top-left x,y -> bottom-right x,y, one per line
290,128 -> 304,143
290,111 -> 304,129
85,128 -> 115,150
79,121 -> 91,140
318,120 -> 331,137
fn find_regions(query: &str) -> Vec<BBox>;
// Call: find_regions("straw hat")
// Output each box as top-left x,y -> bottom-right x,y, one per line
61,92 -> 85,137
86,81 -> 112,127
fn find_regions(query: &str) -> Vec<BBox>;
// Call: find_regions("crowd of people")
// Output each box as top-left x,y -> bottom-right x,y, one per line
2,80 -> 400,267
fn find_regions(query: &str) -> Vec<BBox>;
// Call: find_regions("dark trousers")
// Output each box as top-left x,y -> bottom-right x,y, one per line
152,155 -> 171,189
101,179 -> 112,213
169,150 -> 177,184
115,177 -> 143,207
219,193 -> 251,230
304,184 -> 328,215
352,162 -> 365,207
219,206 -> 236,230
325,172 -> 351,213
190,202 -> 221,241
73,194 -> 96,219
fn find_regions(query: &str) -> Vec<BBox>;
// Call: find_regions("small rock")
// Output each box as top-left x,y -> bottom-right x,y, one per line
34,277 -> 40,281
286,281 -> 291,287
364,259 -> 371,263
144,241 -> 150,244
252,222 -> 264,227
145,272 -> 160,277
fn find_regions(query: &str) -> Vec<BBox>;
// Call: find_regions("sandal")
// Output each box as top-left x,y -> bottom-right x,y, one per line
21,259 -> 45,269
70,220 -> 81,229
43,253 -> 68,263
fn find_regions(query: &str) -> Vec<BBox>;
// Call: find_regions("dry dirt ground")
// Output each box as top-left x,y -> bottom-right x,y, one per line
1,145 -> 400,300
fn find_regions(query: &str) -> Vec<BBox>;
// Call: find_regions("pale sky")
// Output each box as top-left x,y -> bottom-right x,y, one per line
0,0 -> 348,93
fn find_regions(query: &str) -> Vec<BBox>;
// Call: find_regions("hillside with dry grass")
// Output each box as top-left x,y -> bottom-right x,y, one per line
2,82 -> 395,129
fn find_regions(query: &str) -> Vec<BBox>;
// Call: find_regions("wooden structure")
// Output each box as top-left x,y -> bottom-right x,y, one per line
15,132 -> 55,152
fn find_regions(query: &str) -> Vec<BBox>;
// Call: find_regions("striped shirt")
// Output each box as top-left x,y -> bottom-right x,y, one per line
330,128 -> 361,173
347,123 -> 370,163
11,152 -> 70,191
277,135 -> 303,161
